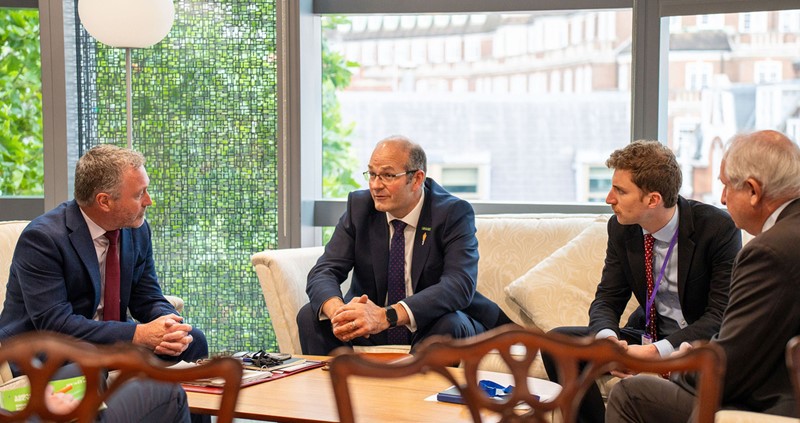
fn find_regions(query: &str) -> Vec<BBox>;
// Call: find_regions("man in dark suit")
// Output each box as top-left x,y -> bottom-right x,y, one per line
297,135 -> 510,355
0,144 -> 206,361
607,130 -> 800,421
544,140 -> 741,423
0,144 -> 206,422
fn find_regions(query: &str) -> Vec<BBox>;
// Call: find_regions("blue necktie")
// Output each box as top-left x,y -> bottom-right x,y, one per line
387,220 -> 411,344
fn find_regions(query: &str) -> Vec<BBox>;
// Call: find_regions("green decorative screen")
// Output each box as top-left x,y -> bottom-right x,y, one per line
74,1 -> 279,354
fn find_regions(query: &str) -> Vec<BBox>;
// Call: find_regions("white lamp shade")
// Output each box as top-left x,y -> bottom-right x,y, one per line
78,0 -> 175,48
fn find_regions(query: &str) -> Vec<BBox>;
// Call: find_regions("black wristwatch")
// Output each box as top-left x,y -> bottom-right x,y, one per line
384,306 -> 398,328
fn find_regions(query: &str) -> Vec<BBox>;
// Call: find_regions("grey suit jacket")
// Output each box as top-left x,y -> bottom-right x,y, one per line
589,196 -> 741,347
678,198 -> 800,416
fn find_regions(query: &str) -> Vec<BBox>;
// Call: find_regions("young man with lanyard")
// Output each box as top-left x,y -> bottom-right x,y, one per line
607,130 -> 800,422
543,140 -> 741,423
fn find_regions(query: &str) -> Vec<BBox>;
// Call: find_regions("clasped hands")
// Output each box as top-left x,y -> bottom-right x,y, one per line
329,295 -> 388,342
608,337 -> 693,378
133,313 -> 194,356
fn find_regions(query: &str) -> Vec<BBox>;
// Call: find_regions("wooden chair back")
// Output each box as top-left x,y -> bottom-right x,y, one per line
329,324 -> 725,423
786,335 -> 800,417
0,331 -> 242,423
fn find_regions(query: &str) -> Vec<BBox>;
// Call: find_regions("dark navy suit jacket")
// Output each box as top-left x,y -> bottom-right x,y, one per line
306,178 -> 507,332
0,200 -> 178,344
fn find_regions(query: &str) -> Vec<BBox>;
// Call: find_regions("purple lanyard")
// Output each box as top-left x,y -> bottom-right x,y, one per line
645,228 -> 679,330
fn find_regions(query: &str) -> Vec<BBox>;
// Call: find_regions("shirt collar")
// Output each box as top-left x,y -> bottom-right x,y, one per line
761,199 -> 796,233
79,208 -> 109,241
386,188 -> 425,229
644,205 -> 679,243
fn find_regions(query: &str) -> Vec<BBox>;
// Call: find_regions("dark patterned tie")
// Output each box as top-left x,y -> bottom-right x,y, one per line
104,230 -> 121,321
387,220 -> 411,344
644,234 -> 657,342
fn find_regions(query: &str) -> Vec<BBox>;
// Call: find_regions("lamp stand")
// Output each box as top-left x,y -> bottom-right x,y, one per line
125,47 -> 133,149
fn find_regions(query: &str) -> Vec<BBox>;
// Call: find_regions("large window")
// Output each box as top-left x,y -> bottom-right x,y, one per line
665,9 -> 800,205
322,10 -> 633,203
0,6 -> 43,198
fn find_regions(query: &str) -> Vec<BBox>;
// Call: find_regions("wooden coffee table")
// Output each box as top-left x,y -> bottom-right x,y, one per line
186,355 -> 561,422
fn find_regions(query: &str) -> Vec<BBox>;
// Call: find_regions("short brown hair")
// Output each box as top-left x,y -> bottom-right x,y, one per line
74,145 -> 145,207
606,140 -> 682,208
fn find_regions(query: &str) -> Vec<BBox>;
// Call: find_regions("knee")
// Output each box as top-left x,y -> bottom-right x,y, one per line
189,327 -> 208,356
425,311 -> 477,339
297,303 -> 316,329
606,376 -> 636,412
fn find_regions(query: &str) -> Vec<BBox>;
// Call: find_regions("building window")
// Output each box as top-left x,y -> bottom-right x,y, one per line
685,62 -> 713,91
778,10 -> 800,32
754,60 -> 783,84
787,118 -> 800,142
697,14 -> 725,30
427,161 -> 490,201
739,12 -> 768,33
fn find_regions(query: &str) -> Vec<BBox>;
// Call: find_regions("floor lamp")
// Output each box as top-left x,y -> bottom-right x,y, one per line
77,0 -> 175,149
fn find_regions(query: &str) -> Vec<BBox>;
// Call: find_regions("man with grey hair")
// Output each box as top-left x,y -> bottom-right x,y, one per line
297,135 -> 510,355
0,144 -> 207,362
606,130 -> 800,421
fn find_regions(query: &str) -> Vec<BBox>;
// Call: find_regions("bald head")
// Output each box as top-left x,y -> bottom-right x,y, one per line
375,135 -> 427,174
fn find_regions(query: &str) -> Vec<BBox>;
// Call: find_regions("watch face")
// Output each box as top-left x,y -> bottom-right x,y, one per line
385,306 -> 398,327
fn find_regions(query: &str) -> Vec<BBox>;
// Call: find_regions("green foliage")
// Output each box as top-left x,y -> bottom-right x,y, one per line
83,1 -> 280,354
321,16 -> 361,243
0,9 -> 43,196
321,16 -> 360,200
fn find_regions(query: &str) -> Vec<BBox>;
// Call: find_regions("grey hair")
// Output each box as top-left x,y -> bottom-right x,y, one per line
377,135 -> 427,173
74,144 -> 145,207
723,130 -> 800,201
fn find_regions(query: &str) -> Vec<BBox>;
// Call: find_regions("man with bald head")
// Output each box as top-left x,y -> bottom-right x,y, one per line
607,130 -> 800,421
297,135 -> 510,355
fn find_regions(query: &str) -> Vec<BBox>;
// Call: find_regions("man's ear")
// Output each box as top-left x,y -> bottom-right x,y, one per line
412,170 -> 426,190
647,191 -> 663,208
746,178 -> 763,207
96,192 -> 112,212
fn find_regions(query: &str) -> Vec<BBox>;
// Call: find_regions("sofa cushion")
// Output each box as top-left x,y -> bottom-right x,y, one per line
475,214 -> 599,326
505,215 -> 638,332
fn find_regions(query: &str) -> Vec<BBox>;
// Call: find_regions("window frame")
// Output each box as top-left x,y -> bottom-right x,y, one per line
0,0 -> 69,220
25,0 -> 800,245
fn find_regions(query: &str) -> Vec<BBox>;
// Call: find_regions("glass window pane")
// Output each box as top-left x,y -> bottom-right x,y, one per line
665,9 -> 800,206
74,1 -> 278,354
0,7 -> 43,198
322,10 -> 632,203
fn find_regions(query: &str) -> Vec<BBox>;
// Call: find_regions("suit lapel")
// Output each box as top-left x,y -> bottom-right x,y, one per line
676,197 -> 695,304
410,183 -> 433,290
625,226 -> 648,299
65,202 -> 102,308
370,211 -> 390,304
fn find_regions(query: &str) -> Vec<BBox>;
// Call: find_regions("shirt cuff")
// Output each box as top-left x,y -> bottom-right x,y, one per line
398,301 -> 417,332
596,328 -> 618,340
653,339 -> 674,358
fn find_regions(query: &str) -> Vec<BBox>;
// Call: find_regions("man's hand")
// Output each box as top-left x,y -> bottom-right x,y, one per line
330,295 -> 385,342
610,343 -> 660,378
45,385 -> 79,414
132,314 -> 194,356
